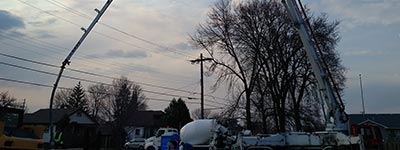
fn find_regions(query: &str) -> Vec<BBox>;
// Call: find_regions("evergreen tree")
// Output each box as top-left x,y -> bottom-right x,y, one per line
162,98 -> 192,129
67,82 -> 89,112
113,79 -> 131,120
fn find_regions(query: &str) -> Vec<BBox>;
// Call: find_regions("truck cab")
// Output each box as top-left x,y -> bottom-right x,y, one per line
145,128 -> 178,150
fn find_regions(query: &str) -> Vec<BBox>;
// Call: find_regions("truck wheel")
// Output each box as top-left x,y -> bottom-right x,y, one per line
138,146 -> 144,150
146,146 -> 155,150
124,146 -> 130,150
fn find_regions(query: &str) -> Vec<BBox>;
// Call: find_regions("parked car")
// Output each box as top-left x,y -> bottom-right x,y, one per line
125,138 -> 145,150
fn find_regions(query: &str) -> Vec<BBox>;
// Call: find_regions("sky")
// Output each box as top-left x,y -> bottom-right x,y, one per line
0,0 -> 399,114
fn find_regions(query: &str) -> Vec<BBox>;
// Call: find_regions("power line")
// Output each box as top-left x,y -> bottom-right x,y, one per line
43,0 -> 197,59
4,0 -> 230,102
0,52 -> 230,102
14,0 -> 212,86
204,107 -> 224,110
0,77 -> 53,88
146,97 -> 217,108
0,60 -> 226,107
16,0 -> 183,61
44,0 -> 92,19
0,60 -> 195,99
17,0 -> 81,27
0,77 -> 222,109
0,31 -> 198,83
98,23 -> 195,58
18,0 -> 195,60
0,47 -> 228,105
0,52 -> 190,93
0,52 -> 59,68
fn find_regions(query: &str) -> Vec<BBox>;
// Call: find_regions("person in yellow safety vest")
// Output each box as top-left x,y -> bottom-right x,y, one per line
54,129 -> 64,148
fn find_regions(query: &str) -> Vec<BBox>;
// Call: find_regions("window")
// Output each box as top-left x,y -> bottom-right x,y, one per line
76,112 -> 82,117
0,112 -> 20,128
135,129 -> 141,136
156,130 -> 165,137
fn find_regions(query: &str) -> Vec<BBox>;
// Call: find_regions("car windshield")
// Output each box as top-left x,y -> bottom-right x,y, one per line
131,138 -> 144,142
168,129 -> 177,133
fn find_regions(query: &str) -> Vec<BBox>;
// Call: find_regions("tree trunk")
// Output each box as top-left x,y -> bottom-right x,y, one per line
278,101 -> 286,132
294,105 -> 302,131
245,89 -> 252,130
262,110 -> 268,133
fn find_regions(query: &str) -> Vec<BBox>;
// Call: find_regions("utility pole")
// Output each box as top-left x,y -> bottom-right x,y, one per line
190,53 -> 213,119
200,53 -> 204,119
47,0 -> 113,149
359,74 -> 366,116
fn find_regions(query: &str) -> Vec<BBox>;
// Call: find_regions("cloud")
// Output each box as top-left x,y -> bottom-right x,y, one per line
343,49 -> 385,57
28,18 -> 57,27
31,30 -> 57,38
321,0 -> 400,28
106,49 -> 147,58
172,42 -> 196,51
0,10 -> 25,31
85,49 -> 148,59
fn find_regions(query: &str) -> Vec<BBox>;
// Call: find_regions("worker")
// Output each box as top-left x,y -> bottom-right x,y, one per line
179,142 -> 193,150
54,128 -> 64,148
167,140 -> 178,150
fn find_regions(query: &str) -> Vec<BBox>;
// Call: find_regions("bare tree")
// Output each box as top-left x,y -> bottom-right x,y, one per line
191,108 -> 212,120
54,89 -> 72,108
87,83 -> 111,122
0,91 -> 19,108
130,83 -> 148,111
192,0 -> 260,130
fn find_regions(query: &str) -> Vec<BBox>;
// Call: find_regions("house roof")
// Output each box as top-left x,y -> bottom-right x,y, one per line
126,111 -> 164,127
349,114 -> 400,129
23,108 -> 88,124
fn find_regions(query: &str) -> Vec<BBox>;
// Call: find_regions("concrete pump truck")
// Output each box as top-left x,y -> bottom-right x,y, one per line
177,0 -> 370,150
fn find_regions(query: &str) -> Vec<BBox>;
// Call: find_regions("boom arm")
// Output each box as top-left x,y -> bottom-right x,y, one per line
282,0 -> 348,131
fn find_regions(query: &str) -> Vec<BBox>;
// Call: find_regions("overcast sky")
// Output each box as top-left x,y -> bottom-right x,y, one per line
0,0 -> 399,114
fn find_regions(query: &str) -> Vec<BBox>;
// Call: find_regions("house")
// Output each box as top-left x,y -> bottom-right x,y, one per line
23,108 -> 97,148
125,110 -> 164,140
90,110 -> 165,149
349,114 -> 400,142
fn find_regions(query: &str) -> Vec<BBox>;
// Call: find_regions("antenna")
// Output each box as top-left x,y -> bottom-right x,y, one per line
359,74 -> 366,116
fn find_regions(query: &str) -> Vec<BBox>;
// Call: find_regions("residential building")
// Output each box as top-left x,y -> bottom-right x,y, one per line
23,108 -> 97,148
349,114 -> 400,142
125,110 -> 164,140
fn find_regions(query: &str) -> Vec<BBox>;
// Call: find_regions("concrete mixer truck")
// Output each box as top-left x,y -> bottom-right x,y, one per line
179,119 -> 238,150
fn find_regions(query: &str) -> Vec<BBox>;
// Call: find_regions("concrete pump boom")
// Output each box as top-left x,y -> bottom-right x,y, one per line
282,0 -> 348,132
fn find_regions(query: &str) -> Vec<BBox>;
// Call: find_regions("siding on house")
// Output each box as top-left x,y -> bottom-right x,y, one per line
125,111 -> 164,139
349,114 -> 400,142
